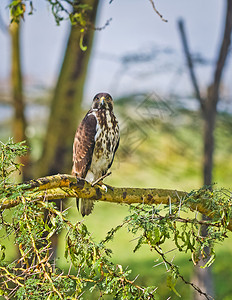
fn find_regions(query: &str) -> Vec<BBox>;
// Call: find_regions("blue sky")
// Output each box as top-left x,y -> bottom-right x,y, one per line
0,0 -> 231,105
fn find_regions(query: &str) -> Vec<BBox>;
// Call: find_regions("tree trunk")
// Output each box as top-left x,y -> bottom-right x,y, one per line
10,20 -> 31,181
203,88 -> 217,187
37,0 -> 99,178
192,91 -> 217,300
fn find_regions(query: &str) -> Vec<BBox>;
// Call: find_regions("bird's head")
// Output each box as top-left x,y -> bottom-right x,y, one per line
91,93 -> 114,111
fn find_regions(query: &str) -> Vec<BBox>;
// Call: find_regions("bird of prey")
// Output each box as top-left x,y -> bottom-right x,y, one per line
72,93 -> 120,216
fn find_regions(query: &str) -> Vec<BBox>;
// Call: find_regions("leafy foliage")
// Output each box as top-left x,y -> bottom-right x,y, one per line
0,139 -> 231,299
8,0 -> 110,51
126,194 -> 230,262
0,140 -> 157,299
9,0 -> 91,25
102,197 -> 231,299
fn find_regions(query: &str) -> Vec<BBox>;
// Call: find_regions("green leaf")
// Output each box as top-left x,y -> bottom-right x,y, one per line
201,250 -> 216,268
80,29 -> 87,51
167,274 -> 181,297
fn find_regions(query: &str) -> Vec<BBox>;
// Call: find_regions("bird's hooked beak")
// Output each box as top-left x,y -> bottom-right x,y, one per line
100,96 -> 105,107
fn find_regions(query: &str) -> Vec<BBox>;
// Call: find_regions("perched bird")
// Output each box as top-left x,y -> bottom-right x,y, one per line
72,93 -> 120,216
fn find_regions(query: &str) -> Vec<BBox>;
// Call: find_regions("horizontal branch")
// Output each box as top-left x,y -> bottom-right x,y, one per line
1,174 -> 187,207
1,174 -> 232,231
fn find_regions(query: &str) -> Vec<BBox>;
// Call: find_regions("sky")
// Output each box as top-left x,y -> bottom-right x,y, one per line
0,0 -> 231,106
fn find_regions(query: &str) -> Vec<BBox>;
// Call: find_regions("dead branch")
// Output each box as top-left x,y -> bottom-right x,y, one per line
211,0 -> 232,104
148,0 -> 168,22
178,19 -> 204,110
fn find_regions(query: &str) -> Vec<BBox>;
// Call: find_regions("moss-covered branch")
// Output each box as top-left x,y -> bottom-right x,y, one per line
1,174 -> 232,231
1,174 -> 186,208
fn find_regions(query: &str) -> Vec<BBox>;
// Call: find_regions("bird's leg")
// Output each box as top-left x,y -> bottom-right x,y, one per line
91,172 -> 112,193
75,174 -> 81,211
91,172 -> 112,186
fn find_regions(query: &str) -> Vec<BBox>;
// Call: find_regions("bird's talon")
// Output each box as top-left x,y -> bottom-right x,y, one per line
101,184 -> 108,192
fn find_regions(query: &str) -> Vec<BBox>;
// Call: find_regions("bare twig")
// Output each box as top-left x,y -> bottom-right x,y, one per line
149,0 -> 168,22
94,18 -> 112,31
149,242 -> 214,300
178,19 -> 205,110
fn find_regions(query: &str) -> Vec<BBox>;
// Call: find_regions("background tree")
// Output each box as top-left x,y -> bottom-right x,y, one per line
178,1 -> 232,298
10,14 -> 31,180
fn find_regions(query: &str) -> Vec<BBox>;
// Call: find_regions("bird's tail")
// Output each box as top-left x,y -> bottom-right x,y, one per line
77,198 -> 94,217
72,170 -> 94,216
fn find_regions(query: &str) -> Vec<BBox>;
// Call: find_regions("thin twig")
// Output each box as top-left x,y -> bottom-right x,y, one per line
153,245 -> 214,300
178,19 -> 205,110
149,0 -> 168,22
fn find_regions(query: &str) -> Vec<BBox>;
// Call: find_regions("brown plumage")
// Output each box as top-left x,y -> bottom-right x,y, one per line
72,93 -> 120,216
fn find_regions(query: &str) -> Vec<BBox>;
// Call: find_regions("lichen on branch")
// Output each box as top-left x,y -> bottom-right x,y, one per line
1,174 -> 232,232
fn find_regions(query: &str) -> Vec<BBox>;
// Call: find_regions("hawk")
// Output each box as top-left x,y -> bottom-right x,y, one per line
72,93 -> 120,216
